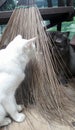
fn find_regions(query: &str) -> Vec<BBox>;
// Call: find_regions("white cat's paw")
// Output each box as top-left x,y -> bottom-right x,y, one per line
17,105 -> 24,112
5,117 -> 12,124
13,113 -> 25,122
0,117 -> 12,127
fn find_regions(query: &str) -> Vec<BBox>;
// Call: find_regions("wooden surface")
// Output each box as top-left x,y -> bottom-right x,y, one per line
0,6 -> 74,25
0,107 -> 75,130
1,84 -> 75,130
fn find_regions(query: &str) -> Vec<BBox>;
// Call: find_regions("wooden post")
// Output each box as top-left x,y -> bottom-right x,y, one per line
57,23 -> 61,31
66,0 -> 73,6
47,0 -> 52,29
47,0 -> 52,7
57,0 -> 65,31
58,0 -> 65,6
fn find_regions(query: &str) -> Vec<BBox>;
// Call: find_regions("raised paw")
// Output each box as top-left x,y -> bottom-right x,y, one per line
13,113 -> 25,122
0,117 -> 12,127
17,105 -> 24,112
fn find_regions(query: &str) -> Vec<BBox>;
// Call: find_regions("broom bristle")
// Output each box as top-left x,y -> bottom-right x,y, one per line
1,6 -> 75,126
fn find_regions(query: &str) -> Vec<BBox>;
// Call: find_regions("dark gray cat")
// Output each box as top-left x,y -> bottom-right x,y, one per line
48,31 -> 71,84
69,45 -> 75,75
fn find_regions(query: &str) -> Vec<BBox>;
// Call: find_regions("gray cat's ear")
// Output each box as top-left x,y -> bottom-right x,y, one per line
27,37 -> 37,43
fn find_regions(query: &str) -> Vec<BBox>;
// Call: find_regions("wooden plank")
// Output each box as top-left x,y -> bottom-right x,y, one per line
40,6 -> 74,21
0,6 -> 74,24
39,6 -> 74,15
0,10 -> 12,24
0,0 -> 7,7
0,10 -> 12,18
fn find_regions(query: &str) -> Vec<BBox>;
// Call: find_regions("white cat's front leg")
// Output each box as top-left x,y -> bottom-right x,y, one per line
10,96 -> 24,112
0,117 -> 12,127
2,96 -> 25,123
0,104 -> 12,127
9,95 -> 24,112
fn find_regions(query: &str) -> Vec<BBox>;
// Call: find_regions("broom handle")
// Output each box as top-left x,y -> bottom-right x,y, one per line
17,0 -> 35,6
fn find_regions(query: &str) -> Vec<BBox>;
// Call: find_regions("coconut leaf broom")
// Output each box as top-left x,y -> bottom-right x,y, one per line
0,3 -> 75,128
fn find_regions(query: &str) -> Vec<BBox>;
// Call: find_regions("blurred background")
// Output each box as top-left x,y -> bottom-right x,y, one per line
0,0 -> 75,39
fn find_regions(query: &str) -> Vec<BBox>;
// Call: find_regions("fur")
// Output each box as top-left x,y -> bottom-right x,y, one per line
0,35 -> 36,127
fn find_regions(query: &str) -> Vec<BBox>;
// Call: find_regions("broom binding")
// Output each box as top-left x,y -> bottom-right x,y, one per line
15,5 -> 36,9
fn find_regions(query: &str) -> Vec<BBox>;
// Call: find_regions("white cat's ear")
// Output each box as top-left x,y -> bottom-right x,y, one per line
27,37 -> 37,43
17,35 -> 22,39
13,35 -> 22,41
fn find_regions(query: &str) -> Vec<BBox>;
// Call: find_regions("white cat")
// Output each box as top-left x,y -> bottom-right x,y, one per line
0,35 -> 36,127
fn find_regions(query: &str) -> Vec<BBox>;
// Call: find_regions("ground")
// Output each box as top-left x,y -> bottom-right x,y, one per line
1,82 -> 75,130
1,108 -> 75,130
